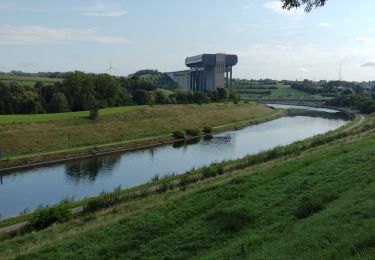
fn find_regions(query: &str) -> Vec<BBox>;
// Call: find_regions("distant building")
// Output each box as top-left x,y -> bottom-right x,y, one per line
167,53 -> 238,92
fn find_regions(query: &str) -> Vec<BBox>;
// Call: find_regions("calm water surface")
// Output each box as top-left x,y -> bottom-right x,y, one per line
268,103 -> 339,113
0,105 -> 347,218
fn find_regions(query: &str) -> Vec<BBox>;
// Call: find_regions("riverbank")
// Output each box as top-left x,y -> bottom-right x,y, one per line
0,111 -> 367,230
0,102 -> 280,171
0,112 -> 374,258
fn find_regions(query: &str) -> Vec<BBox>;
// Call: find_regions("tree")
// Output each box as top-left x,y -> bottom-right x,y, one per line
48,92 -> 70,113
133,89 -> 150,105
282,0 -> 326,12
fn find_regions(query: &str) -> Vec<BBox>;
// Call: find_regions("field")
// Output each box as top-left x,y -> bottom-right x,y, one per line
0,75 -> 62,87
0,102 -> 276,159
232,83 -> 326,100
0,114 -> 374,259
0,105 -> 146,124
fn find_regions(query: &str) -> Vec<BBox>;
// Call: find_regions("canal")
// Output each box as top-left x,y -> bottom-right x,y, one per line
0,105 -> 348,218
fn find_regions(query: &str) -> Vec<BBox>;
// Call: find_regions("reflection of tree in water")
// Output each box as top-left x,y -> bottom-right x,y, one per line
172,137 -> 201,149
65,155 -> 120,182
211,135 -> 232,145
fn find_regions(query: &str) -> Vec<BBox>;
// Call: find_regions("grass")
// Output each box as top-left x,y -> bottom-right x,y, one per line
0,118 -> 374,259
234,84 -> 327,100
0,105 -> 146,124
0,75 -> 62,87
0,102 -> 276,159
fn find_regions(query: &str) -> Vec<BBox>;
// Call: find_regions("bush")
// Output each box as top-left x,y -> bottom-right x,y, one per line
30,204 -> 72,230
202,126 -> 213,134
85,187 -> 121,212
202,166 -> 217,179
173,130 -> 186,139
185,128 -> 200,136
89,106 -> 99,120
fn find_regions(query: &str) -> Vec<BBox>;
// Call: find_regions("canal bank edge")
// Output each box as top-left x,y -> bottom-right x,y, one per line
0,113 -> 368,232
0,109 -> 285,173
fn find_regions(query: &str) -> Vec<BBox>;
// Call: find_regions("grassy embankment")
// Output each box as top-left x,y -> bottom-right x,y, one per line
0,111 -> 362,228
0,102 -> 280,165
232,83 -> 327,100
0,75 -> 62,87
0,112 -> 374,259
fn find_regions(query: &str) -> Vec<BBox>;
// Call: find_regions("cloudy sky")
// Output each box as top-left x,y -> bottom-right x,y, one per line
1,0 -> 375,81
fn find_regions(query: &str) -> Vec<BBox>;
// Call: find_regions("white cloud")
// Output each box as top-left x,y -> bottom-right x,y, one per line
82,11 -> 127,17
299,67 -> 310,73
82,1 -> 127,17
264,1 -> 303,16
361,61 -> 375,67
0,25 -> 130,45
319,22 -> 330,27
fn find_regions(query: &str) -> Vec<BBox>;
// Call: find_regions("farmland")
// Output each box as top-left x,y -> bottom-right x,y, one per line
0,75 -> 62,87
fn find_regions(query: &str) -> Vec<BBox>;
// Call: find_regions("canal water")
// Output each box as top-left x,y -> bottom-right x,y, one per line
0,105 -> 348,218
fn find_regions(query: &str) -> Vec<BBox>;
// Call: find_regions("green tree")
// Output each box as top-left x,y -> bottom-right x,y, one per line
133,89 -> 149,105
282,0 -> 326,12
217,88 -> 230,101
48,92 -> 70,113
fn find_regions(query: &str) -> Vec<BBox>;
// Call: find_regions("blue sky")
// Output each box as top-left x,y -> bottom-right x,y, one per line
1,0 -> 375,81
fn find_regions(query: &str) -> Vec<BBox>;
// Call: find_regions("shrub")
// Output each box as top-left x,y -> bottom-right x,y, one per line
172,130 -> 186,139
151,173 -> 160,182
202,166 -> 217,179
85,187 -> 121,212
185,128 -> 200,136
89,106 -> 99,120
30,204 -> 72,230
202,126 -> 213,134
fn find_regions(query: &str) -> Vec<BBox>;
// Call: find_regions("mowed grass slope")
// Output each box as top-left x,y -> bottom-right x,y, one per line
236,84 -> 326,100
1,130 -> 374,259
0,102 -> 275,157
0,105 -> 146,124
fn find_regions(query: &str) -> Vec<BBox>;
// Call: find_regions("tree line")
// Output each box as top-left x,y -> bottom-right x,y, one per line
0,71 -> 239,115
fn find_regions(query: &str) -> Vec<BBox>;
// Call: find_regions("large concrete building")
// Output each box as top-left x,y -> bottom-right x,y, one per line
167,53 -> 238,92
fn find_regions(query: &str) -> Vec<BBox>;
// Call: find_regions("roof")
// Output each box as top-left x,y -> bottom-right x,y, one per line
185,53 -> 238,67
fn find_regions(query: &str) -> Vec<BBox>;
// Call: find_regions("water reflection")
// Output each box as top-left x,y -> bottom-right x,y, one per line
0,111 -> 348,218
172,137 -> 202,148
65,156 -> 120,182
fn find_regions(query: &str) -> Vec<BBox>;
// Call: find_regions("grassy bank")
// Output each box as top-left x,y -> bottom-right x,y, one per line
234,83 -> 326,100
0,102 -> 276,162
0,113 -> 374,258
0,75 -> 62,87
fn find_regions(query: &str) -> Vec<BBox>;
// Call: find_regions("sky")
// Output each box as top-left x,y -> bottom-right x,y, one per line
1,0 -> 375,81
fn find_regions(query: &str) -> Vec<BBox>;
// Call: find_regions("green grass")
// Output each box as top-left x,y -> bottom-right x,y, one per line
1,123 -> 374,259
0,102 -> 276,158
234,84 -> 327,99
0,105 -> 146,124
0,75 -> 62,87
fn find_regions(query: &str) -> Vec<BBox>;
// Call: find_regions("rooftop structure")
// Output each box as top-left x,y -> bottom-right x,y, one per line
167,53 -> 238,92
